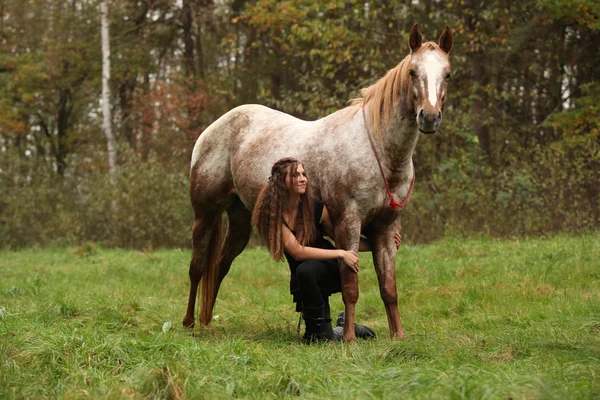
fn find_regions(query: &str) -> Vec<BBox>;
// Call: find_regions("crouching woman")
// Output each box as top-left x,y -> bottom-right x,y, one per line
252,157 -> 399,343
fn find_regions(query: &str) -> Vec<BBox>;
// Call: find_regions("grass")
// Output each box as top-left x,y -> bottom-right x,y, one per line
1,234 -> 599,399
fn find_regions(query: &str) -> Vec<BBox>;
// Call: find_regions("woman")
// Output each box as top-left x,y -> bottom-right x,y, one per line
252,157 -> 400,343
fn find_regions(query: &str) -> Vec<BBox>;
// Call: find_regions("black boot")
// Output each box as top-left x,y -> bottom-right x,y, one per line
336,312 -> 377,340
301,304 -> 335,344
325,300 -> 344,341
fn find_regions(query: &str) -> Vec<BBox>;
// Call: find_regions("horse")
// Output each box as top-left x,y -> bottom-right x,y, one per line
182,24 -> 452,341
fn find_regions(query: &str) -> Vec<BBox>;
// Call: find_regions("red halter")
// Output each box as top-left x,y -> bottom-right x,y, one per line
362,106 -> 415,210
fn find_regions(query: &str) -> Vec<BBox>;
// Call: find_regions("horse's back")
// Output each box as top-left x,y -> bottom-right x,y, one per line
189,105 -> 303,208
189,103 -> 361,210
191,105 -> 304,162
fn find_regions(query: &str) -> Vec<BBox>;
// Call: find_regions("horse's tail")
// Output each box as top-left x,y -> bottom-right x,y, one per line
199,215 -> 224,325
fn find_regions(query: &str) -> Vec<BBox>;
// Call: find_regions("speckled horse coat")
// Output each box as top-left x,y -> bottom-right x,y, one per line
183,25 -> 453,341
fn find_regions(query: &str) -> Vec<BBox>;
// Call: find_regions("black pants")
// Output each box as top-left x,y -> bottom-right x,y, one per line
294,259 -> 342,310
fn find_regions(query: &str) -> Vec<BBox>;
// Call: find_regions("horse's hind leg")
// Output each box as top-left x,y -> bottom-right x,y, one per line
213,195 -> 252,302
182,211 -> 221,328
184,196 -> 252,328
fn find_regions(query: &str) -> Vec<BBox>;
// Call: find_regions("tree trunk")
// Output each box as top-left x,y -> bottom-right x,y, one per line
181,0 -> 196,81
463,0 -> 491,162
118,80 -> 136,149
119,2 -> 149,150
56,87 -> 71,177
240,26 -> 258,104
195,4 -> 208,81
101,0 -> 117,182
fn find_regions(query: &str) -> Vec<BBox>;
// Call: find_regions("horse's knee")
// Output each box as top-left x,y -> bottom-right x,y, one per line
380,283 -> 398,305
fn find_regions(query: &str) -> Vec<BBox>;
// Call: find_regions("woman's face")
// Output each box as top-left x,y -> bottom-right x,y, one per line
286,164 -> 307,196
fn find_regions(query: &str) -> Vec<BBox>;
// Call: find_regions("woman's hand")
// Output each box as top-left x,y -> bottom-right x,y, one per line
339,250 -> 359,273
394,233 -> 402,249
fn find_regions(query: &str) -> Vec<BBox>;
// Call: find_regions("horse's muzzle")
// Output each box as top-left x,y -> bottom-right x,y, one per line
418,109 -> 442,134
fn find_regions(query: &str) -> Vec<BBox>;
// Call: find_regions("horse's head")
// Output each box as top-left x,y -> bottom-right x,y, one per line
408,24 -> 452,134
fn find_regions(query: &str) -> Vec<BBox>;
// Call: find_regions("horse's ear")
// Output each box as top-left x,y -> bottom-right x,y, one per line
439,26 -> 453,54
409,24 -> 422,53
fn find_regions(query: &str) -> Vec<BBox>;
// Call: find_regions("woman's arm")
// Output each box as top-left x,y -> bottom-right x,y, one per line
282,225 -> 359,272
320,205 -> 402,251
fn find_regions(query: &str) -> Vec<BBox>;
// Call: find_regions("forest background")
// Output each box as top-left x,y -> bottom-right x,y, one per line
0,0 -> 598,249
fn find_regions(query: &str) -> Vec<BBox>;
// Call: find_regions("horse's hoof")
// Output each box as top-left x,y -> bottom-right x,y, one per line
392,330 -> 407,340
182,317 -> 195,328
343,334 -> 358,342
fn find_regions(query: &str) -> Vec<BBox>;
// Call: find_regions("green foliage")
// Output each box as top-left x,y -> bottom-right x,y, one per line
0,0 -> 101,175
546,82 -> 600,137
0,151 -> 192,249
538,0 -> 600,29
0,235 -> 599,398
1,0 -> 600,247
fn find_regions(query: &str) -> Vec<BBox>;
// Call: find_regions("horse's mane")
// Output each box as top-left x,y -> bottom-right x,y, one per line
349,42 -> 441,141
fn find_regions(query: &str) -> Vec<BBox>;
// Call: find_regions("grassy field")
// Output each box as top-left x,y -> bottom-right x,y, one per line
1,234 -> 599,399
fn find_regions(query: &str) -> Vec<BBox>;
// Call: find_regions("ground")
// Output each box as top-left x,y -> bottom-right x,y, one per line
1,234 -> 599,399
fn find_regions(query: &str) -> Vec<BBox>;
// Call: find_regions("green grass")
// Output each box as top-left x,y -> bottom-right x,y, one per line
1,234 -> 599,399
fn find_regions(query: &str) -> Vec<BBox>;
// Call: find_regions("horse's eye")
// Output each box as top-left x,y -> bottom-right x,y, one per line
409,70 -> 416,77
445,72 -> 452,81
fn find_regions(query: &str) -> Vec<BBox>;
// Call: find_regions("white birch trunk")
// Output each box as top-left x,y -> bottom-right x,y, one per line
101,0 -> 116,182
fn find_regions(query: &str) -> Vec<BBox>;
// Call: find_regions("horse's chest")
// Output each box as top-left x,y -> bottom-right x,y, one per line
361,175 -> 411,205
354,174 -> 412,223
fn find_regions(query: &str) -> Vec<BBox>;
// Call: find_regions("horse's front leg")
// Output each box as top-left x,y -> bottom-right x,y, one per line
370,224 -> 406,339
334,212 -> 362,342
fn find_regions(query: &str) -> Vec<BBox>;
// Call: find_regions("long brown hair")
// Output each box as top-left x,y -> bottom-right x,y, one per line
252,157 -> 316,261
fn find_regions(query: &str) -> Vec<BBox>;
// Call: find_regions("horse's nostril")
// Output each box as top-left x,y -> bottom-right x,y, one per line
418,109 -> 425,122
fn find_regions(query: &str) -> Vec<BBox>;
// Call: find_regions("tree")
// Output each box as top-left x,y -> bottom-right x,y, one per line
101,0 -> 116,181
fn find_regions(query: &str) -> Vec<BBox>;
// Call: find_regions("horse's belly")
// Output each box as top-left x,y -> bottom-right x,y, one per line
230,122 -> 323,209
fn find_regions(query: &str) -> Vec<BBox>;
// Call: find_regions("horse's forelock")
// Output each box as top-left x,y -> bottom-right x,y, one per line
416,42 -> 450,64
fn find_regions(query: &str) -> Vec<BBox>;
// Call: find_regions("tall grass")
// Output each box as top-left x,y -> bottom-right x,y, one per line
1,234 -> 599,399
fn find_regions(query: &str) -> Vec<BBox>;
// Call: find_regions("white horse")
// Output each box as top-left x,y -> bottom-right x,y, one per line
183,24 -> 453,341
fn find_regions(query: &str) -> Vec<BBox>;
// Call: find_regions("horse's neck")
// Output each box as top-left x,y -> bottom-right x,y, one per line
319,103 -> 417,172
380,108 -> 419,172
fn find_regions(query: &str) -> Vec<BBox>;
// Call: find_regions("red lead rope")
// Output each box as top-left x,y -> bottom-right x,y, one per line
362,106 -> 415,210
